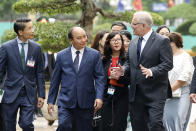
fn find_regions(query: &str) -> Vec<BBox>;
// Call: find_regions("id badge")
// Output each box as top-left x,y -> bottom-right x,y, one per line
27,57 -> 35,68
0,89 -> 4,103
107,87 -> 115,95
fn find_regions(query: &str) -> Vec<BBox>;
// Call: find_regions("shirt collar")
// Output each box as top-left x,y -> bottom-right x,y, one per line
71,45 -> 84,55
16,37 -> 28,44
142,29 -> 153,42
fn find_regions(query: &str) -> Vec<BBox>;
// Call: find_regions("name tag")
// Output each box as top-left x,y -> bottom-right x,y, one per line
27,59 -> 35,67
0,89 -> 4,103
107,87 -> 115,95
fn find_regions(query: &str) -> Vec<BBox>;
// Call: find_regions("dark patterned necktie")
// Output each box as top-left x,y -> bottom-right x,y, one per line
20,43 -> 25,69
74,51 -> 80,72
137,37 -> 143,61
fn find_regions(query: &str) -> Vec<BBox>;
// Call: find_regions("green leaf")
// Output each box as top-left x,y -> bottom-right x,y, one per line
1,22 -> 74,53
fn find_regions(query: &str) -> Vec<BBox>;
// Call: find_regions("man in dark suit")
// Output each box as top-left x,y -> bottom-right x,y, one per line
193,56 -> 196,67
190,56 -> 196,102
0,18 -> 45,131
111,21 -> 127,32
47,26 -> 105,131
112,11 -> 173,131
190,67 -> 196,102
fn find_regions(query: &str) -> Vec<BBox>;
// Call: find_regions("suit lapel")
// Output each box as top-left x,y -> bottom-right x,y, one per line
131,38 -> 139,66
67,46 -> 76,72
78,47 -> 89,73
67,46 -> 74,65
25,42 -> 33,72
12,39 -> 23,71
139,31 -> 155,62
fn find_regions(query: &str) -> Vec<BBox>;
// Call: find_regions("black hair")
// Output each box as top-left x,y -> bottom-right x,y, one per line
68,27 -> 74,39
91,30 -> 109,51
14,18 -> 31,35
169,32 -> 183,48
103,32 -> 125,61
120,30 -> 132,40
68,26 -> 87,40
111,21 -> 127,30
156,25 -> 170,33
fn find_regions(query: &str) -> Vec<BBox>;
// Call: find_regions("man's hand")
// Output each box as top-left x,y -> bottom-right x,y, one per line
94,99 -> 103,114
48,104 -> 54,116
190,93 -> 196,103
110,64 -> 124,80
37,97 -> 44,108
140,64 -> 152,78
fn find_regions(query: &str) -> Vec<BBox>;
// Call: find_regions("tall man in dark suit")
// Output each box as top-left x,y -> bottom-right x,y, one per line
0,18 -> 45,131
112,11 -> 173,131
47,26 -> 105,131
190,67 -> 196,103
190,56 -> 196,102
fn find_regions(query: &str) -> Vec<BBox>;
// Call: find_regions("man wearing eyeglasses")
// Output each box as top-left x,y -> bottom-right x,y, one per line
111,11 -> 173,131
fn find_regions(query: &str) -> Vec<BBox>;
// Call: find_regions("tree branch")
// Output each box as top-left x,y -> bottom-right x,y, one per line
95,7 -> 119,18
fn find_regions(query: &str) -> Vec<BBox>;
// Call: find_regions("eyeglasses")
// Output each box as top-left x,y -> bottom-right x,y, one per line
131,23 -> 143,26
111,39 -> 121,43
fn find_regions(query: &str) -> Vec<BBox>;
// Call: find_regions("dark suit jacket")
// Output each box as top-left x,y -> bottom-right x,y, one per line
0,38 -> 45,104
193,56 -> 196,67
43,53 -> 55,80
47,46 -> 105,109
102,57 -> 130,97
190,68 -> 196,93
124,31 -> 173,102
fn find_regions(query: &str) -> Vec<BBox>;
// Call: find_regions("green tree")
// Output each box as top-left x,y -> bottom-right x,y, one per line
3,0 -> 163,52
0,0 -> 25,20
1,22 -> 74,52
13,0 -> 163,41
162,3 -> 196,35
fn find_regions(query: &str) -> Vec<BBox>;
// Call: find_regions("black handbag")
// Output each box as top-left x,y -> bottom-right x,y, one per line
92,111 -> 102,131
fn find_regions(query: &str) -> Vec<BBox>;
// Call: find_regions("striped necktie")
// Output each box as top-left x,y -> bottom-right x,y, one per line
74,51 -> 80,72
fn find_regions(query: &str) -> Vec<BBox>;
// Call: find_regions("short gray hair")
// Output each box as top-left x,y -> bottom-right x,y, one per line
134,11 -> 153,28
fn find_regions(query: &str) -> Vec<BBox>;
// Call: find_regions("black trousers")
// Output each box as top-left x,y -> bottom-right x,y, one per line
101,91 -> 129,131
0,104 -> 3,130
129,87 -> 166,131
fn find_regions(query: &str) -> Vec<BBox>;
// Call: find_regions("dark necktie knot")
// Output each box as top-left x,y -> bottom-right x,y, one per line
139,37 -> 143,41
76,51 -> 80,55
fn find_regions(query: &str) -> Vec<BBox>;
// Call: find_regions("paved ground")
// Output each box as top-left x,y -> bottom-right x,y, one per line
16,117 -> 58,131
16,104 -> 196,131
15,84 -> 196,131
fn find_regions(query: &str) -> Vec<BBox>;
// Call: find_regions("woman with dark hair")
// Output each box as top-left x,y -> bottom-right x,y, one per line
120,30 -> 132,53
163,32 -> 194,131
101,32 -> 129,131
156,25 -> 170,37
91,30 -> 109,56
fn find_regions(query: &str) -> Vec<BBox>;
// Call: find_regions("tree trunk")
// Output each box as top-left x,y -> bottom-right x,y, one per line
80,0 -> 97,44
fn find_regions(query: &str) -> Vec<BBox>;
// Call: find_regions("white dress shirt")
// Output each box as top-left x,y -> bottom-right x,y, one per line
140,29 -> 153,77
17,37 -> 28,61
71,46 -> 84,70
140,29 -> 153,54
